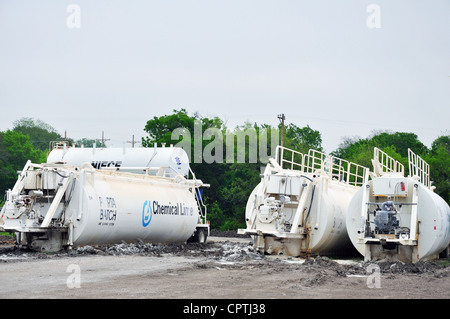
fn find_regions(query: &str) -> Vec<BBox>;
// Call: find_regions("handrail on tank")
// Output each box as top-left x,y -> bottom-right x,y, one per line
275,145 -> 368,187
372,147 -> 404,177
408,148 -> 431,189
188,167 -> 208,223
275,146 -> 305,171
327,155 -> 369,187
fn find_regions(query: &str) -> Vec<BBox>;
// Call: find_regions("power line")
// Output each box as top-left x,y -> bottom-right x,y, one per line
127,135 -> 140,148
96,131 -> 110,147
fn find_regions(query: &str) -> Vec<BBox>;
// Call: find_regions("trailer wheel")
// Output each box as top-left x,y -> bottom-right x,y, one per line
439,246 -> 449,259
197,228 -> 207,243
188,228 -> 208,243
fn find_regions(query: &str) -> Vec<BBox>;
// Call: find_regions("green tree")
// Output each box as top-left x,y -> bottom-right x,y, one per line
75,138 -> 102,148
284,123 -> 323,154
424,135 -> 450,203
215,162 -> 261,229
332,131 -> 427,169
332,131 -> 449,205
13,117 -> 62,152
431,134 -> 450,153
370,132 -> 428,158
141,109 -> 324,230
142,109 -> 223,146
0,130 -> 46,195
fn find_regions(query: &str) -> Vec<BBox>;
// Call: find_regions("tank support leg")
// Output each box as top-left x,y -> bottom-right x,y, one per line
255,233 -> 265,255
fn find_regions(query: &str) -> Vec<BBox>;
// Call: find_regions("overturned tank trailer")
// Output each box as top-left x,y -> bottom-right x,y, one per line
0,144 -> 209,252
346,148 -> 450,263
239,146 -> 369,257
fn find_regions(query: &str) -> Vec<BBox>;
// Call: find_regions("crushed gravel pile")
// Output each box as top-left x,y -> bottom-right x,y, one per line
218,241 -> 263,262
74,241 -> 217,257
302,255 -> 450,277
74,240 -> 263,263
1,234 -> 448,278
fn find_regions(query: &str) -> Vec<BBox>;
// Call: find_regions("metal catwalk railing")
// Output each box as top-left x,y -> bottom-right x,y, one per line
275,145 -> 368,187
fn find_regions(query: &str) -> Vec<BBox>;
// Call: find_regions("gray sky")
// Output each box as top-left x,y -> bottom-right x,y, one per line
0,0 -> 449,153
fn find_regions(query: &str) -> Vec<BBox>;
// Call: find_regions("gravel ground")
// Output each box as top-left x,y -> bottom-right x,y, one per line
0,231 -> 449,299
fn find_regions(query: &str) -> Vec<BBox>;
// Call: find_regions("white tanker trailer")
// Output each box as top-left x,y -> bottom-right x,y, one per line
0,145 -> 209,252
47,142 -> 190,177
346,148 -> 450,263
238,146 -> 369,257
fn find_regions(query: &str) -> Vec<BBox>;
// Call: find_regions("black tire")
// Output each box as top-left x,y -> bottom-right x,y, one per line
187,228 -> 208,243
439,246 -> 449,259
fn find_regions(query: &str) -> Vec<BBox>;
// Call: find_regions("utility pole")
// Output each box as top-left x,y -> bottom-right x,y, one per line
96,131 -> 110,148
277,113 -> 285,147
127,135 -> 140,148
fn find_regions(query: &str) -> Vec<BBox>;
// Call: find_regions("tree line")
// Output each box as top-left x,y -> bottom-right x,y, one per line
1,112 -> 448,230
0,118 -> 101,202
142,109 -> 449,229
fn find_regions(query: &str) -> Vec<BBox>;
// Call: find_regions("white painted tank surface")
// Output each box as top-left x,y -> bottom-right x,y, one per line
47,145 -> 190,177
346,148 -> 450,263
238,146 -> 369,257
0,161 -> 206,252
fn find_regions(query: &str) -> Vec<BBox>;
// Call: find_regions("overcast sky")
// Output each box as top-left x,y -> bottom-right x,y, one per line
0,0 -> 449,153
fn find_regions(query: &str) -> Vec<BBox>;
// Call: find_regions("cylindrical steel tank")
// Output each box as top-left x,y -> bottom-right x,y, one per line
346,176 -> 450,263
47,146 -> 190,177
71,168 -> 199,246
0,162 -> 201,252
305,177 -> 359,254
241,172 -> 359,256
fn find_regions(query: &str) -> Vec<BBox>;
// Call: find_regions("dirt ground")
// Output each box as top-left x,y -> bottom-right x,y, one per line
0,232 -> 449,300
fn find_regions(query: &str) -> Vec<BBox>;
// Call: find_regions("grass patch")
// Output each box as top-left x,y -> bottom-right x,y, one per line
0,232 -> 14,237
